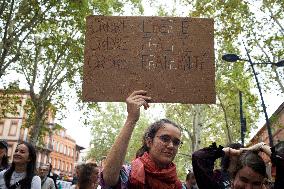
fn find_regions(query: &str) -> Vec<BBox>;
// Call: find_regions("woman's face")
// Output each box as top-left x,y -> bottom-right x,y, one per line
147,123 -> 181,168
13,144 -> 30,165
232,166 -> 264,189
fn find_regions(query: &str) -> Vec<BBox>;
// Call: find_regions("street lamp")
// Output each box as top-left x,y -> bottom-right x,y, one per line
239,91 -> 246,146
222,51 -> 284,147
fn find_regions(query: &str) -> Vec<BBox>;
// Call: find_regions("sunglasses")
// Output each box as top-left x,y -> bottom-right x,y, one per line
156,134 -> 183,147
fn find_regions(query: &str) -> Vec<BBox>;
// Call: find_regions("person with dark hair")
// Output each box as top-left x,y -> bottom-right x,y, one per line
185,171 -> 198,189
219,143 -> 244,189
231,151 -> 266,188
78,163 -> 99,189
0,141 -> 41,189
39,164 -> 56,189
0,140 -> 9,171
47,163 -> 58,189
192,142 -> 270,189
101,90 -> 185,189
71,163 -> 84,189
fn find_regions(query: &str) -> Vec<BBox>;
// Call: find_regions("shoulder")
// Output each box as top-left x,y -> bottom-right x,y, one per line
100,164 -> 131,189
0,170 -> 7,177
32,175 -> 41,189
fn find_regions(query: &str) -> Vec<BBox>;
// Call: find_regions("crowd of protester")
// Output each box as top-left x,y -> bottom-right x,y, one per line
0,90 -> 283,189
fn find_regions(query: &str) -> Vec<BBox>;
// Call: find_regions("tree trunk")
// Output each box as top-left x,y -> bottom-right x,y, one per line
218,94 -> 232,144
29,108 -> 43,145
192,104 -> 204,151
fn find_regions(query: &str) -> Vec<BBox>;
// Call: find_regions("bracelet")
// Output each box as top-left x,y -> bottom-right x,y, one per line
259,143 -> 266,151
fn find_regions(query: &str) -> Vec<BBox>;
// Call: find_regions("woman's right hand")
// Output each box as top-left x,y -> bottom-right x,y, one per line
126,90 -> 151,123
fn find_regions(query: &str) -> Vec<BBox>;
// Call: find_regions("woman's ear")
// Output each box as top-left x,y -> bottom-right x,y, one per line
145,137 -> 153,148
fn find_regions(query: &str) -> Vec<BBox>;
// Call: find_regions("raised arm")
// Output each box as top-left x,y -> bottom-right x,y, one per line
192,143 -> 241,189
102,90 -> 151,187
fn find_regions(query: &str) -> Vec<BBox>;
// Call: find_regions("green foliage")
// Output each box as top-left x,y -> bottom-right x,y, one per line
87,102 -> 149,162
1,0 -> 144,144
0,82 -> 22,119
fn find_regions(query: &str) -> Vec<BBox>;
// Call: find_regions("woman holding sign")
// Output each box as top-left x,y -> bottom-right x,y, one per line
100,90 -> 185,189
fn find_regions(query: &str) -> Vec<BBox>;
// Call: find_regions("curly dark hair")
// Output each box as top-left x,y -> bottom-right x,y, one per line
232,151 -> 266,179
4,141 -> 37,189
78,163 -> 99,189
135,119 -> 182,158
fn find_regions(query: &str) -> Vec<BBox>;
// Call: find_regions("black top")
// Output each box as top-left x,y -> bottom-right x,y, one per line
192,143 -> 229,189
271,147 -> 284,189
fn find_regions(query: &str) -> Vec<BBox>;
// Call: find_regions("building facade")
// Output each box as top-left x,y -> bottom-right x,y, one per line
0,89 -> 84,176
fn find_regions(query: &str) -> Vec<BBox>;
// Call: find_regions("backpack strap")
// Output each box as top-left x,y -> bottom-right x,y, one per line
8,179 -> 25,189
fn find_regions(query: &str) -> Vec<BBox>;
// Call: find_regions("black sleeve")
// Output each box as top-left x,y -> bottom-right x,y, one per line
192,142 -> 224,189
271,147 -> 284,189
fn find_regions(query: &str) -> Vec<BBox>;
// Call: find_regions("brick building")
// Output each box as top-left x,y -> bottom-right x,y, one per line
250,101 -> 284,179
250,101 -> 284,146
0,89 -> 84,176
48,127 -> 84,176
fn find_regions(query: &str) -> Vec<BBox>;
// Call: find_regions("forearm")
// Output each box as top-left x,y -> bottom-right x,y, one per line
103,117 -> 136,186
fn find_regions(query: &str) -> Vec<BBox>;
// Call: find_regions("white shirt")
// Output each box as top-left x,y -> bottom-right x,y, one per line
0,170 -> 41,189
42,177 -> 56,189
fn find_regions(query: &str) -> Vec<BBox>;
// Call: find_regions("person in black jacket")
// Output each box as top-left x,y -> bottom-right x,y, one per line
47,163 -> 58,189
271,141 -> 284,189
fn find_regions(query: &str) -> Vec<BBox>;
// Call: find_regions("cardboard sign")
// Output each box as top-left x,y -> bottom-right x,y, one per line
83,16 -> 215,103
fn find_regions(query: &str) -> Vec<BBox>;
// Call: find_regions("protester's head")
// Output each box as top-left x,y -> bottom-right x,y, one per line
78,163 -> 99,189
221,143 -> 243,170
231,151 -> 266,189
0,140 -> 9,168
4,141 -> 37,189
186,171 -> 197,187
136,119 -> 182,168
13,141 -> 37,171
39,164 -> 49,179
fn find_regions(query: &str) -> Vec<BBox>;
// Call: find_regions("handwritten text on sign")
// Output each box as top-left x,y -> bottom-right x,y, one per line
83,16 -> 215,103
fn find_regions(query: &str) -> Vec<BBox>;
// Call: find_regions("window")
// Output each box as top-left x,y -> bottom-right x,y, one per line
8,120 -> 18,136
54,158 -> 56,168
0,120 -> 4,136
66,163 -> 68,171
57,142 -> 60,152
8,145 -> 13,158
58,160 -> 60,170
67,147 -> 70,156
44,155 -> 47,164
63,145 -> 66,155
60,144 -> 63,153
53,141 -> 57,150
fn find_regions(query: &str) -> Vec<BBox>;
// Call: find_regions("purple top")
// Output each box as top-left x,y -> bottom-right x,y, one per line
100,165 -> 131,189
